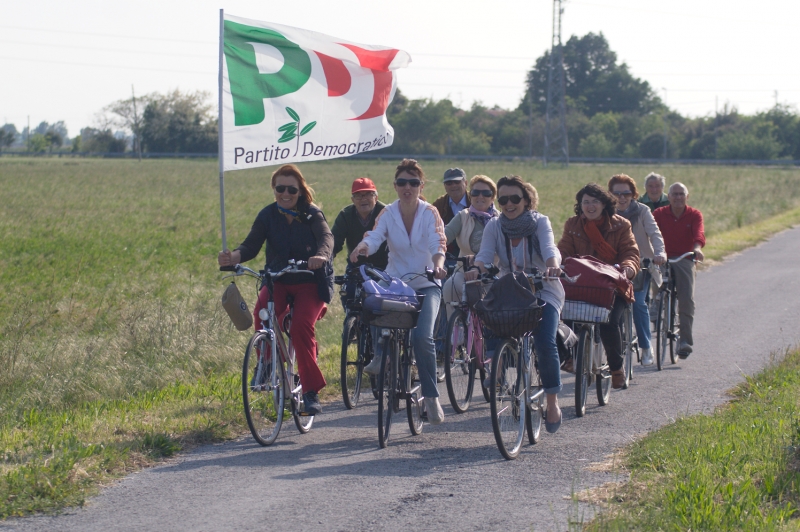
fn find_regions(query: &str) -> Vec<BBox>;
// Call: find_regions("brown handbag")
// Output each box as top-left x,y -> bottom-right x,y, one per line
221,282 -> 253,331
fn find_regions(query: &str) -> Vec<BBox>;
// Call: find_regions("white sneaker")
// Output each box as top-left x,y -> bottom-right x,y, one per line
363,355 -> 383,376
641,347 -> 653,366
424,397 -> 444,425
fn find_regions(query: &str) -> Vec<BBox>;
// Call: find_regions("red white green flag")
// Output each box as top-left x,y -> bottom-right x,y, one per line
220,14 -> 411,171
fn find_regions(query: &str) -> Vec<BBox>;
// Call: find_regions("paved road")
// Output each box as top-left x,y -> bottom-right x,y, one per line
4,226 -> 800,532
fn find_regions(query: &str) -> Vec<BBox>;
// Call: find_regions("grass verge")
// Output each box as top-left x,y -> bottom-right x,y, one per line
581,348 -> 800,531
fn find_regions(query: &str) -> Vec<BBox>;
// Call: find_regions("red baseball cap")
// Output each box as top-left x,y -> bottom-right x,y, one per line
351,177 -> 377,194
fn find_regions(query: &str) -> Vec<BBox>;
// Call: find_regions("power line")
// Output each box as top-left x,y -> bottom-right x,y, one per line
0,56 -> 213,76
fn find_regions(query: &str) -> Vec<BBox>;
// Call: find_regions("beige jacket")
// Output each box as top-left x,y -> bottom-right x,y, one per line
626,202 -> 666,262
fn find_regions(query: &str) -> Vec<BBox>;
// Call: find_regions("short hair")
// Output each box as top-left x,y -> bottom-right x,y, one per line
394,158 -> 425,183
608,174 -> 639,200
669,182 -> 689,195
574,183 -> 616,218
271,164 -> 315,206
496,175 -> 538,210
644,172 -> 666,188
468,174 -> 497,197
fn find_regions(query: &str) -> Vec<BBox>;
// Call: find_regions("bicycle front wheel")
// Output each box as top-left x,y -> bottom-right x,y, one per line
444,309 -> 476,413
621,307 -> 634,389
341,314 -> 364,409
490,339 -> 525,460
525,346 -> 543,445
574,326 -> 591,418
655,292 -> 669,370
669,293 -> 679,364
292,371 -> 314,434
377,336 -> 398,448
405,352 -> 424,436
595,330 -> 611,406
433,303 -> 447,383
243,332 -> 284,446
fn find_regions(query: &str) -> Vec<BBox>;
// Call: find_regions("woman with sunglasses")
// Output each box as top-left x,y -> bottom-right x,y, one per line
608,174 -> 666,366
218,164 -> 334,416
466,175 -> 565,433
442,175 -> 499,318
557,183 -> 639,389
350,159 -> 449,424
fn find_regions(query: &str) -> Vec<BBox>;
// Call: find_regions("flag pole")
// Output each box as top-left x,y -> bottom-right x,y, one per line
217,8 -> 228,252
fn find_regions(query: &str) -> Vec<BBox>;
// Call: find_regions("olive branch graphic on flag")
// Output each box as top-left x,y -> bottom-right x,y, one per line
278,107 -> 317,156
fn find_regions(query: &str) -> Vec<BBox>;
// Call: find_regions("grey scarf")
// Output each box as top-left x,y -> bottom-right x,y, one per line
499,210 -> 542,263
617,201 -> 642,227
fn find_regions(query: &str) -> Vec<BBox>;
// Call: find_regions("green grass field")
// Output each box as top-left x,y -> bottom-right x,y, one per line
2,157 -> 800,517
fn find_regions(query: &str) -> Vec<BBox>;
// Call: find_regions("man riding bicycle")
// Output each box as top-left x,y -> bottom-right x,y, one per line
653,182 -> 705,359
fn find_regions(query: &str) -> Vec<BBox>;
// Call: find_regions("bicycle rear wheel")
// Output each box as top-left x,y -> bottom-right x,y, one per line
243,332 -> 284,446
377,336 -> 398,448
433,302 -> 447,383
655,292 -> 669,370
621,307 -> 634,389
292,371 -> 314,434
669,294 -> 679,364
490,340 -> 525,460
525,347 -> 543,445
444,309 -> 476,413
341,314 -> 364,409
405,352 -> 424,436
595,330 -> 611,405
574,326 -> 592,418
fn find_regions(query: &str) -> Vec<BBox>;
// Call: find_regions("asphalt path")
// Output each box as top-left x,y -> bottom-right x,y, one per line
4,226 -> 800,532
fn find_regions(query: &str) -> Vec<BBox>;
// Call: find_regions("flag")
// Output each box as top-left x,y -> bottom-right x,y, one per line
220,14 -> 411,171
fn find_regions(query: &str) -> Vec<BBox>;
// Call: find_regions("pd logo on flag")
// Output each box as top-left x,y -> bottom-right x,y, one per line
221,15 -> 411,171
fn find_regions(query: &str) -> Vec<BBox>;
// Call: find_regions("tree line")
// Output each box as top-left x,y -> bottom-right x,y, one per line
2,32 -> 799,160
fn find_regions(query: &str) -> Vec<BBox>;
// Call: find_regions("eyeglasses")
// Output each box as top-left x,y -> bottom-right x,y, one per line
352,192 -> 376,200
611,191 -> 633,197
275,185 -> 299,194
395,178 -> 421,188
498,194 -> 523,206
445,180 -> 464,186
470,189 -> 493,198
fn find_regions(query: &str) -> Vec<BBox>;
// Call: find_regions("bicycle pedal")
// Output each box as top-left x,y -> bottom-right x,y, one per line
298,411 -> 313,417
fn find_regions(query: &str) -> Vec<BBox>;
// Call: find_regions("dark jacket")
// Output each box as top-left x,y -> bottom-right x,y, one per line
640,193 -> 669,212
235,200 -> 335,303
557,214 -> 640,274
331,202 -> 389,269
432,193 -> 471,256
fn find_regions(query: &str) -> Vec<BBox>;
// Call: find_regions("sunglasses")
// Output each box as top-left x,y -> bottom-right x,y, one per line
395,178 -> 421,188
498,194 -> 523,206
611,191 -> 633,197
275,185 -> 299,194
470,189 -> 493,198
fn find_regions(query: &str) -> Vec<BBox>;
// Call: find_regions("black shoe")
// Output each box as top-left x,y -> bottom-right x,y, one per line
678,351 -> 690,360
303,391 -> 322,415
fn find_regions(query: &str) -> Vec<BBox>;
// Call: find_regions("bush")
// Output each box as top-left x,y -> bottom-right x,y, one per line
717,131 -> 782,160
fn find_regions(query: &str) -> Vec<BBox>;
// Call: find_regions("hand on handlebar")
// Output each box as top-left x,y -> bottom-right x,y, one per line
653,256 -> 666,266
218,249 -> 241,267
545,266 -> 562,279
433,266 -> 448,280
694,249 -> 705,262
308,256 -> 326,270
349,243 -> 368,264
464,269 -> 479,281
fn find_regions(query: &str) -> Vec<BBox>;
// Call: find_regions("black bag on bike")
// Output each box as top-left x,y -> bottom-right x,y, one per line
474,271 -> 544,337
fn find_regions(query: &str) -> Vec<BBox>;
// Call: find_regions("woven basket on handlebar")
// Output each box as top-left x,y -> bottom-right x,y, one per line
475,307 -> 543,338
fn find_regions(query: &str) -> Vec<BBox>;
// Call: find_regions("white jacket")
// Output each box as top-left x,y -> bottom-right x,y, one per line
361,199 -> 446,290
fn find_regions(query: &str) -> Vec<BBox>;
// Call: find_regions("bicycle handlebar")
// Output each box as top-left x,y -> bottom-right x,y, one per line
222,260 -> 314,282
668,251 -> 697,263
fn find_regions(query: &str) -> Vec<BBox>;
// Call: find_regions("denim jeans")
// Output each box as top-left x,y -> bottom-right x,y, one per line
372,285 -> 441,399
632,288 -> 651,350
482,303 -> 562,395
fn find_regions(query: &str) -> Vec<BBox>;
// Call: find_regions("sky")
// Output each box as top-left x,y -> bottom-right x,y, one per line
2,0 -> 799,138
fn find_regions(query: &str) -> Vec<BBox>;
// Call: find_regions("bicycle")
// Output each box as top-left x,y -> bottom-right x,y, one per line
442,256 -> 492,413
432,255 -> 459,384
620,258 -> 651,386
368,267 -> 435,448
477,269 -> 557,460
226,261 -> 316,446
655,251 -> 696,370
560,286 -> 615,417
334,266 -> 376,409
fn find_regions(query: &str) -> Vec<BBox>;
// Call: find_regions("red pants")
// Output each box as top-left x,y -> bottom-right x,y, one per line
253,282 -> 327,393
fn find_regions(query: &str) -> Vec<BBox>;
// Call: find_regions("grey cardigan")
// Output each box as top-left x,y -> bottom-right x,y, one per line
475,213 -> 564,314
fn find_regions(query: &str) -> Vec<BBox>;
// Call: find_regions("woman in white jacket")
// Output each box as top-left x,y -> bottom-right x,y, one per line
608,174 -> 666,366
350,159 -> 449,424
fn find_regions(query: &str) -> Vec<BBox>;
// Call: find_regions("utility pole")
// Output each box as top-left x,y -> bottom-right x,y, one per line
714,96 -> 718,160
544,0 -> 569,167
662,88 -> 668,160
131,85 -> 142,161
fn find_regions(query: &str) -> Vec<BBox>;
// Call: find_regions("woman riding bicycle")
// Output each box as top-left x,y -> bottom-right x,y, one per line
442,174 -> 499,319
557,183 -> 639,389
350,159 -> 448,425
608,174 -> 666,366
467,175 -> 565,433
218,164 -> 334,416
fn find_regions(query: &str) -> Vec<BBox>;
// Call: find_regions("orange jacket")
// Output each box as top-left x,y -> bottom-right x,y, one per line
557,214 -> 640,274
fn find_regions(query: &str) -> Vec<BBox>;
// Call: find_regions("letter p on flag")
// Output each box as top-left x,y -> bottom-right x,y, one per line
220,14 -> 411,171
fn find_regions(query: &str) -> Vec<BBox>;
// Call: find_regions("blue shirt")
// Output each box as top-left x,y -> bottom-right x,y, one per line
449,194 -> 468,216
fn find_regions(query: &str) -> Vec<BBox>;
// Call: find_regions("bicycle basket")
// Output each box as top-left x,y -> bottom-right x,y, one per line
360,272 -> 423,329
475,306 -> 544,337
561,285 -> 615,323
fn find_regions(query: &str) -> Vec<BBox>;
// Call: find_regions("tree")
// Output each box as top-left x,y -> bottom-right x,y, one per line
104,90 -> 152,158
522,32 -> 659,117
139,90 -> 217,153
44,130 -> 63,153
0,124 -> 17,151
79,128 -> 127,153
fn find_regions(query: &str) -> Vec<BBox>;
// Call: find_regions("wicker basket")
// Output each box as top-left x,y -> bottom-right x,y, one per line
475,307 -> 543,338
